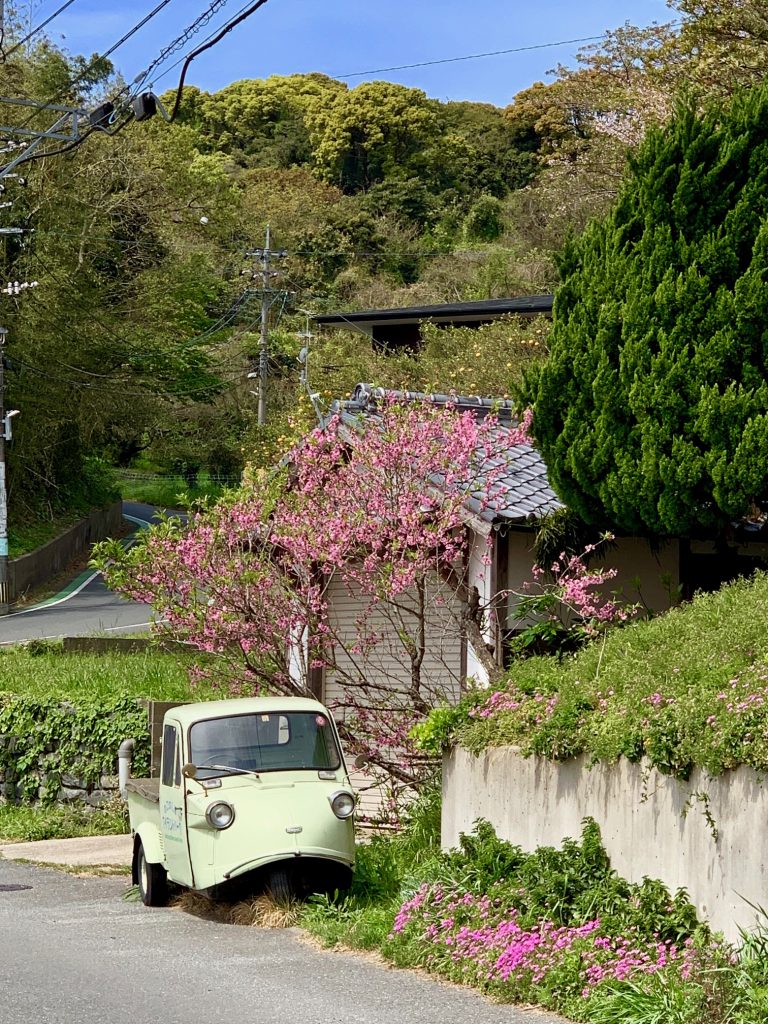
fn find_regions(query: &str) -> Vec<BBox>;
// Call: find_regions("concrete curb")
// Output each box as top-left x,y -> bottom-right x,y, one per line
0,834 -> 133,866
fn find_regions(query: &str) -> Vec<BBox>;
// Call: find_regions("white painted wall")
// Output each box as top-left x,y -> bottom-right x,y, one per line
502,533 -> 681,627
443,745 -> 767,942
466,530 -> 494,686
595,537 -> 680,614
323,571 -> 463,819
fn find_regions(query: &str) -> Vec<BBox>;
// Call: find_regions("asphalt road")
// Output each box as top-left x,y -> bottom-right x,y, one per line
0,502 -> 167,646
0,860 -> 562,1024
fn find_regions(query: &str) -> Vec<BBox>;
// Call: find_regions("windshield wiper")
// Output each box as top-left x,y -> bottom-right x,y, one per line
202,764 -> 261,779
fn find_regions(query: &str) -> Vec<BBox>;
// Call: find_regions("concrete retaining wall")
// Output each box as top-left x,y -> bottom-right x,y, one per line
443,745 -> 767,942
8,501 -> 123,602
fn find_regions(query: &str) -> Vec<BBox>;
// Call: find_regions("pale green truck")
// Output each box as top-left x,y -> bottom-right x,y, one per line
124,696 -> 356,906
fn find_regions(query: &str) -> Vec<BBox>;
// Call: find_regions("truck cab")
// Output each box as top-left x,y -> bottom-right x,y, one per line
126,696 -> 355,906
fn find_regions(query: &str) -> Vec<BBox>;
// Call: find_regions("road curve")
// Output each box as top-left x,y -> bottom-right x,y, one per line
0,502 -> 169,646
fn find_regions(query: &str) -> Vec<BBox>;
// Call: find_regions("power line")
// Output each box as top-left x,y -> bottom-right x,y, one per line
169,0 -> 270,120
23,248 -> 256,363
132,0 -> 235,90
332,34 -> 611,80
140,0 -> 261,91
3,0 -> 82,60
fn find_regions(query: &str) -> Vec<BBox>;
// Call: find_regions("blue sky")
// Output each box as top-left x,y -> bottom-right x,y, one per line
35,0 -> 673,106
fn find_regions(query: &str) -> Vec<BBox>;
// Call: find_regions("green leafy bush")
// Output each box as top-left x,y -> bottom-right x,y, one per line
423,572 -> 768,778
0,694 -> 150,804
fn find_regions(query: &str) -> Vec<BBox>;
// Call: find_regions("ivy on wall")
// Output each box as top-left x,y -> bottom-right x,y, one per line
0,695 -> 150,804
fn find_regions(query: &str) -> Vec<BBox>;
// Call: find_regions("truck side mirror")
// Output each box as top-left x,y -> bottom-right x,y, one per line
182,762 -> 197,779
353,754 -> 369,770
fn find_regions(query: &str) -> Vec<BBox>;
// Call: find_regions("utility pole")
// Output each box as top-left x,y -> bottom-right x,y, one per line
0,325 -> 9,614
246,226 -> 286,427
258,224 -> 271,428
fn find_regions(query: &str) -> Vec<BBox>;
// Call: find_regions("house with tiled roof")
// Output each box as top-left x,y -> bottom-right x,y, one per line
313,384 -> 680,721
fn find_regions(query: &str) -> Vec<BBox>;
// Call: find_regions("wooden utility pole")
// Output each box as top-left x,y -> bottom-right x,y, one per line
258,224 -> 271,428
246,226 -> 286,427
0,325 -> 9,614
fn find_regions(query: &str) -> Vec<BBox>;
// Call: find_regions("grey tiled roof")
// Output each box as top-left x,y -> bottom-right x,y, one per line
465,430 -> 564,524
333,384 -> 564,525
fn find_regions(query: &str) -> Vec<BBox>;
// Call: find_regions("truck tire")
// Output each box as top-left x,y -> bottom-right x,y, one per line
137,839 -> 168,907
266,865 -> 295,904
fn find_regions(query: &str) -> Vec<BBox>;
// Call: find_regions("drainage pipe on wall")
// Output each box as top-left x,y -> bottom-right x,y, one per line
117,738 -> 136,799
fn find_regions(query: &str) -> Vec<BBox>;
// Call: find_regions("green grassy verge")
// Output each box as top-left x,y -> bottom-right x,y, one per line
0,647 -> 218,702
421,572 -> 768,778
117,472 -> 234,509
0,801 -> 129,842
8,513 -> 94,559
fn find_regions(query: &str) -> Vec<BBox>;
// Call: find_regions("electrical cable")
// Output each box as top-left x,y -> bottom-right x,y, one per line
3,0 -> 83,61
23,248 -> 259,373
169,0 -> 270,120
331,21 -> 681,80
333,34 -> 609,80
131,0 -> 234,91
134,0 -> 261,92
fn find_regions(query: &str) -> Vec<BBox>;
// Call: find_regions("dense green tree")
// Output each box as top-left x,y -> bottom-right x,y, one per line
529,82 -> 768,536
305,80 -> 442,192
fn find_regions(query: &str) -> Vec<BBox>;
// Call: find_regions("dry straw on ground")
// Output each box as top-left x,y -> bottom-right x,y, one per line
172,889 -> 301,928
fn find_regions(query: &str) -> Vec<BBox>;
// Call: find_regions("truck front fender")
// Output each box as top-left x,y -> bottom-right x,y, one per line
131,826 -> 165,884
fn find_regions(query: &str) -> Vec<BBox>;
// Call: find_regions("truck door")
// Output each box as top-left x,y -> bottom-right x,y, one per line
158,721 -> 194,887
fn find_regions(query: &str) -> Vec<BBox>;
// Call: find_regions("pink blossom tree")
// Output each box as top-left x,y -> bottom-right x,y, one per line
96,399 -> 528,812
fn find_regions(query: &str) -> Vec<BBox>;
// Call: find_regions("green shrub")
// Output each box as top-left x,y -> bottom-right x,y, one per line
0,694 -> 150,803
423,572 -> 768,779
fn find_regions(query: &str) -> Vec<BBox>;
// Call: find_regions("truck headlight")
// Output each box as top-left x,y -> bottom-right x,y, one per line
329,790 -> 355,819
205,801 -> 235,830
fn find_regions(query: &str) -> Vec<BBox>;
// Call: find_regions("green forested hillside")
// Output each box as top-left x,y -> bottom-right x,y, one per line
4,1 -> 768,536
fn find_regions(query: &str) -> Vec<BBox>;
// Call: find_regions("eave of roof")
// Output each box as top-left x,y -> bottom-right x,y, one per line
314,294 -> 554,326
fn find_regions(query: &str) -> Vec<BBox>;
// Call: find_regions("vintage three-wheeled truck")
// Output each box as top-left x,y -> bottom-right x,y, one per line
123,696 -> 356,906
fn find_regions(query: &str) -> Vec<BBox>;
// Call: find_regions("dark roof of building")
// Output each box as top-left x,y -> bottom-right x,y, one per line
334,384 -> 563,525
314,294 -> 554,327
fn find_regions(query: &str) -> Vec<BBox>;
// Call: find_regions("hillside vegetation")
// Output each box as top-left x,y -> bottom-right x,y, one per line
432,571 -> 768,778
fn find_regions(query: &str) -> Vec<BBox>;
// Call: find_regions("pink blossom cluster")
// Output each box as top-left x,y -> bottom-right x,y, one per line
545,547 -> 630,624
391,883 -> 697,999
469,687 -> 559,728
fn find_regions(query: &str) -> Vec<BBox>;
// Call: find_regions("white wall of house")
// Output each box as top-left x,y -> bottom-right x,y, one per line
443,745 -> 765,943
321,571 -> 463,819
499,531 -> 681,628
465,530 -> 494,686
596,537 -> 680,614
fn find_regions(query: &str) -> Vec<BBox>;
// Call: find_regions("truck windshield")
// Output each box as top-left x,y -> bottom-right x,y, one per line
189,711 -> 342,777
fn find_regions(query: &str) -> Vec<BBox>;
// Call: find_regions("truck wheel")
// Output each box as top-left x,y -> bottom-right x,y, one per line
266,865 -> 295,904
137,840 -> 168,907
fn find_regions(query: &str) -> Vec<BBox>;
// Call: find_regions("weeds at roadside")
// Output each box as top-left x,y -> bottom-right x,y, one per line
0,802 -> 130,843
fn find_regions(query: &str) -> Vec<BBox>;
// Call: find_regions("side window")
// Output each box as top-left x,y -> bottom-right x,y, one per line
161,724 -> 177,787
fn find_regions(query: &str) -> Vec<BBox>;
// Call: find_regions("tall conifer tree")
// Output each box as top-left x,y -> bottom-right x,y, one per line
531,83 -> 768,535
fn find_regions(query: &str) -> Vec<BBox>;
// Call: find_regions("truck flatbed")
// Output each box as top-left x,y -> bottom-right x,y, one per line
125,778 -> 160,803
